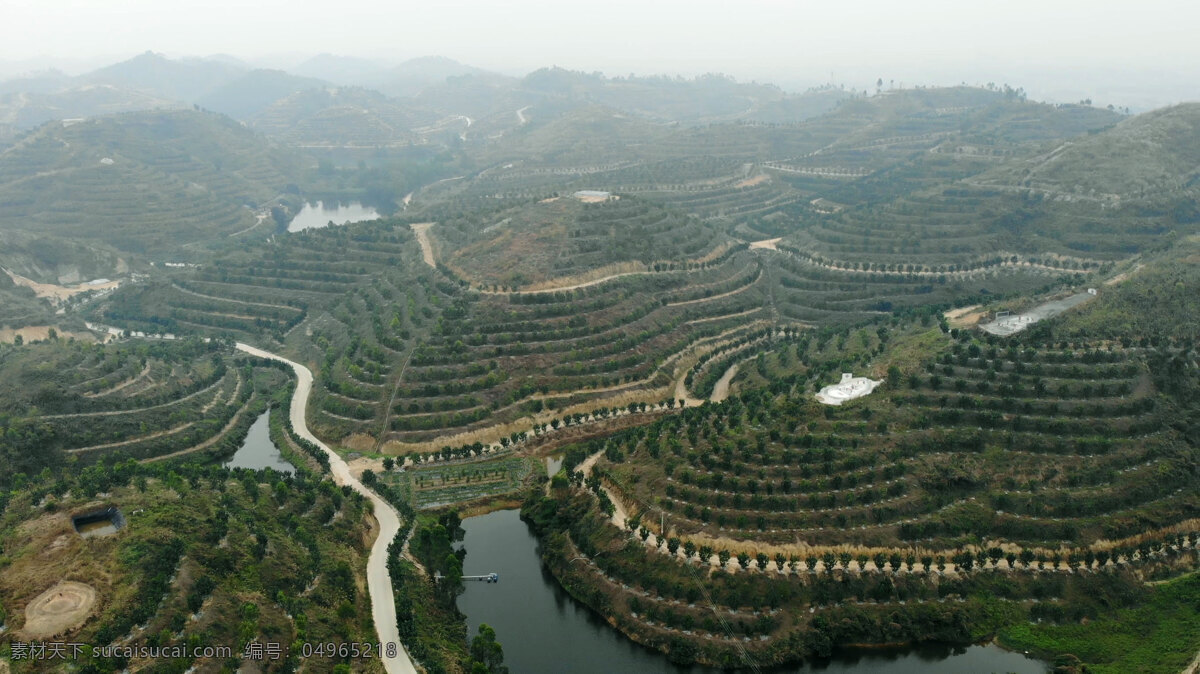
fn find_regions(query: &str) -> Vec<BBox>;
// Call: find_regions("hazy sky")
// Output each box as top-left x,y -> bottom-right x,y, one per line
4,0 -> 1198,107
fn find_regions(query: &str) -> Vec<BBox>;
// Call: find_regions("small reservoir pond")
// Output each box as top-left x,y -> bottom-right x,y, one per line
223,411 -> 294,473
288,201 -> 380,232
458,509 -> 1047,673
73,507 -> 125,538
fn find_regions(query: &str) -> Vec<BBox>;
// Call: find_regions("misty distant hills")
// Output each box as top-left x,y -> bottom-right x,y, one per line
82,51 -> 244,103
0,84 -> 182,130
0,52 -> 875,139
291,54 -> 494,97
291,53 -> 392,85
379,56 -> 500,98
2,52 -> 1194,270
0,69 -> 74,95
195,69 -> 330,120
517,68 -> 793,122
252,86 -> 442,147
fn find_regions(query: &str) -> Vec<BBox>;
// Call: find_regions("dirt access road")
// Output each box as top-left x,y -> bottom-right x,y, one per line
411,223 -> 437,267
235,343 -> 418,674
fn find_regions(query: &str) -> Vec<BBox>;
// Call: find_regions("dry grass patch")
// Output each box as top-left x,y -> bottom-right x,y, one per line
0,326 -> 101,344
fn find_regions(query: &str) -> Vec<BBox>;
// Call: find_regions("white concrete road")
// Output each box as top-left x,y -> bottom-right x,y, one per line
236,343 -> 418,674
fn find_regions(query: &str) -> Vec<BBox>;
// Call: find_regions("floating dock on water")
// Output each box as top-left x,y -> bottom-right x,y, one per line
463,573 -> 500,583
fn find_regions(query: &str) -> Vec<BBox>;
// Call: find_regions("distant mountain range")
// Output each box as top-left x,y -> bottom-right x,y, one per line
2,51 -> 1195,279
0,51 -> 857,141
0,52 -> 471,133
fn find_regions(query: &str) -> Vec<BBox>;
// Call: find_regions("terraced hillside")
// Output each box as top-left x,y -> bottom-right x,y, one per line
371,255 -> 771,444
523,311 -> 1199,669
94,218 -> 1088,457
432,195 -> 733,289
782,104 -> 1200,269
766,246 -> 1066,326
0,109 -> 307,254
98,220 -> 420,342
0,337 -> 289,474
2,68 -> 1196,672
605,324 -> 1191,548
972,103 -> 1200,205
443,88 -> 1120,242
91,210 -> 785,450
1043,234 -> 1200,344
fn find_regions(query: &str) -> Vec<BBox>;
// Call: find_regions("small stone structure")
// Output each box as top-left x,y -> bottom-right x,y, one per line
816,373 -> 882,405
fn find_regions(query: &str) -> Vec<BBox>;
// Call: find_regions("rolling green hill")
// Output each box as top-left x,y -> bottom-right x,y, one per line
0,109 -> 308,254
433,195 -> 732,288
973,102 -> 1200,202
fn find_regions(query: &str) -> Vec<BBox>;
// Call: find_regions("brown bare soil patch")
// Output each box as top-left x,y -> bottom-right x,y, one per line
455,495 -> 526,519
3,268 -> 120,303
21,581 -> 98,639
944,305 -> 987,327
733,174 -> 769,188
347,456 -> 384,478
341,433 -> 378,451
748,237 -> 781,250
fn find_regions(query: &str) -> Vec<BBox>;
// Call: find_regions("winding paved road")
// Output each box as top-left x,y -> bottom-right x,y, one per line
235,343 -> 418,674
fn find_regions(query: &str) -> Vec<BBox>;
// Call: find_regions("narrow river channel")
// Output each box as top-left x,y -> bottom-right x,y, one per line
458,509 -> 1048,673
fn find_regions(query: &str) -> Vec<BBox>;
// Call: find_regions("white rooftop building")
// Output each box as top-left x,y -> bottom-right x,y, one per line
816,373 -> 882,405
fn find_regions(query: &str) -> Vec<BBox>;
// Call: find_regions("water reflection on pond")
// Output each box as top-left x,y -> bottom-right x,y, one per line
458,509 -> 1046,673
287,201 -> 380,232
223,411 -> 294,474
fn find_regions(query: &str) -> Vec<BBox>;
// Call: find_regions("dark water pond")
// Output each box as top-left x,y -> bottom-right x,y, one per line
458,509 -> 1047,673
